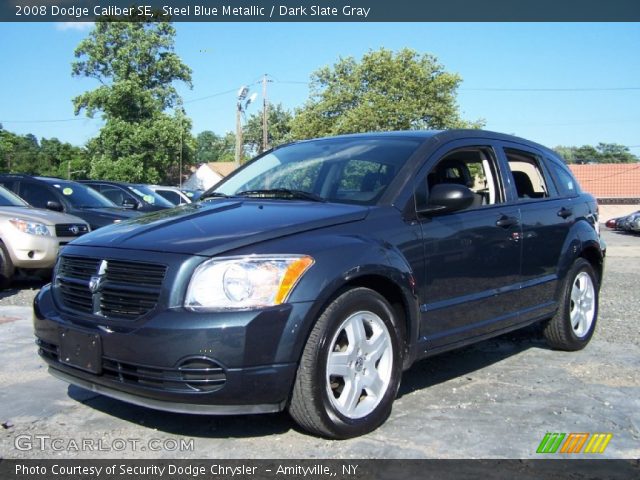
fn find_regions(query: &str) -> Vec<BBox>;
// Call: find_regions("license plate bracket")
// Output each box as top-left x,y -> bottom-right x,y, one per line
58,327 -> 102,374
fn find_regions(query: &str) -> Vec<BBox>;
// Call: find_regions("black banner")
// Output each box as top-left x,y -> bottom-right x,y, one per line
1,460 -> 639,480
4,0 -> 640,22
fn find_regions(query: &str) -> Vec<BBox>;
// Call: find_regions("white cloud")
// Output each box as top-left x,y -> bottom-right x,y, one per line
55,22 -> 94,32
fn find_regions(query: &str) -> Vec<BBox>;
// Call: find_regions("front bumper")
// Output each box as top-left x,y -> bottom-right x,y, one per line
4,230 -> 66,269
33,284 -> 308,414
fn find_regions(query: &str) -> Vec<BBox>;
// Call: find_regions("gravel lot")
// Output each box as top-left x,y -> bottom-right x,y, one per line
1,227 -> 638,459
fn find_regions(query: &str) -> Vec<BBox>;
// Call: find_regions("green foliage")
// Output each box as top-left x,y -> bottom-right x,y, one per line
72,20 -> 194,183
243,103 -> 294,154
0,128 -> 89,178
290,48 -> 484,139
195,130 -> 235,164
554,143 -> 638,164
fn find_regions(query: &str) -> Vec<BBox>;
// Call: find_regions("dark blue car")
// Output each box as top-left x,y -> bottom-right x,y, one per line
34,130 -> 605,438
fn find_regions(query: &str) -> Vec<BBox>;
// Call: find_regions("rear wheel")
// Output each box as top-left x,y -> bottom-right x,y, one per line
0,242 -> 14,289
289,288 -> 403,439
543,258 -> 599,351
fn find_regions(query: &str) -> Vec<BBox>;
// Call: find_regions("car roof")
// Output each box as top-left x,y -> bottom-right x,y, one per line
288,129 -> 554,154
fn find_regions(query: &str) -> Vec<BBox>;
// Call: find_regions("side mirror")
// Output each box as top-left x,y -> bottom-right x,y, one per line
46,200 -> 64,212
418,183 -> 475,215
121,198 -> 138,209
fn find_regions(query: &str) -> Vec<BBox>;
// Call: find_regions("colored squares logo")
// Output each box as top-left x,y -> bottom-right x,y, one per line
537,432 -> 612,454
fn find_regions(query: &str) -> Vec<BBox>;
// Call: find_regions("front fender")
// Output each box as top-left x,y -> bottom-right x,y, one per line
276,234 -> 420,369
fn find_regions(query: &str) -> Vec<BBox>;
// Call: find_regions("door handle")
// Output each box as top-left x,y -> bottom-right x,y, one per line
557,207 -> 573,219
496,215 -> 519,228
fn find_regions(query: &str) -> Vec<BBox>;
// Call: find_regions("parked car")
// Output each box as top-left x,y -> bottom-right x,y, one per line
34,130 -> 605,439
605,216 -> 622,230
605,211 -> 640,233
619,211 -> 640,233
146,185 -> 193,206
81,181 -> 175,212
0,175 -> 141,230
0,185 -> 89,288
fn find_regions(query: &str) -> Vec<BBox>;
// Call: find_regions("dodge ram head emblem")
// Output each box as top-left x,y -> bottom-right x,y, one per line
89,260 -> 108,293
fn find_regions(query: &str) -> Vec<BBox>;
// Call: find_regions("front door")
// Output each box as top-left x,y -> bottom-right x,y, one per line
416,142 -> 523,350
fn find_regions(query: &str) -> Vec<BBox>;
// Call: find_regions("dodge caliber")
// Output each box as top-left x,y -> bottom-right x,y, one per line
34,130 -> 605,438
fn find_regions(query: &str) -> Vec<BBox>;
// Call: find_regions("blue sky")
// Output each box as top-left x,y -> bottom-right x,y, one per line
1,22 -> 639,153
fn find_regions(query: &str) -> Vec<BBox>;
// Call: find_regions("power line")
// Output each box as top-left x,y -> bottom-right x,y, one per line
462,87 -> 640,92
0,117 -> 90,124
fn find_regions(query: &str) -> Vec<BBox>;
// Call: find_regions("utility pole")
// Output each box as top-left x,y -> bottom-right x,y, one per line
234,86 -> 256,166
262,74 -> 269,153
235,102 -> 243,166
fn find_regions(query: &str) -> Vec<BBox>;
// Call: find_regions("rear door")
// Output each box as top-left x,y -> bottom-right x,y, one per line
415,139 -> 523,350
497,142 -> 572,322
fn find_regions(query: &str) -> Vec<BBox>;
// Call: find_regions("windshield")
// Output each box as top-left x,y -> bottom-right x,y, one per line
0,186 -> 28,207
129,185 -> 175,208
212,137 -> 422,205
48,181 -> 117,208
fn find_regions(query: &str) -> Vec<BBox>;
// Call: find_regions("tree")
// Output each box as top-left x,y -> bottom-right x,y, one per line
290,48 -> 483,139
554,143 -> 638,164
72,20 -> 193,183
195,130 -> 235,164
243,103 -> 294,154
0,127 -> 89,178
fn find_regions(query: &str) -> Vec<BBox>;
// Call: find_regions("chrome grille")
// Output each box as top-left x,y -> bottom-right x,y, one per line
56,256 -> 167,320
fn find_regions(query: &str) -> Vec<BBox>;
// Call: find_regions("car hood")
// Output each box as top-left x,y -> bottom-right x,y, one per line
72,199 -> 369,256
0,206 -> 87,226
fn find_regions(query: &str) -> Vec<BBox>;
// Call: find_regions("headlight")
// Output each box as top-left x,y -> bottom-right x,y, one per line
185,255 -> 314,311
9,218 -> 51,236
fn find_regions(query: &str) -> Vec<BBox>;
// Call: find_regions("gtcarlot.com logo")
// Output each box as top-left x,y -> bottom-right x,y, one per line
537,432 -> 612,454
14,434 -> 194,452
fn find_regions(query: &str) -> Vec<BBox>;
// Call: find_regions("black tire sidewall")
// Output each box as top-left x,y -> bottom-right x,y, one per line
312,288 -> 403,438
0,242 -> 14,289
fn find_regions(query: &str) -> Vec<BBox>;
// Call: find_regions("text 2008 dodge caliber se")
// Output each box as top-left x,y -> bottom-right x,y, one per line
34,130 -> 605,438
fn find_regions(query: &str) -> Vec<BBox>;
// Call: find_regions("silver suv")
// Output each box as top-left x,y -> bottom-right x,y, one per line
0,186 -> 89,288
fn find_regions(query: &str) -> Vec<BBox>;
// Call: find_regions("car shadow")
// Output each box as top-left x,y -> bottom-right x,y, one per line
67,385 -> 294,438
0,277 -> 45,301
67,325 -> 548,439
398,325 -> 548,398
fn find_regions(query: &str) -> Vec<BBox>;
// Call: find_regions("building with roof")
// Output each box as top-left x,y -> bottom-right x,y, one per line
569,164 -> 640,203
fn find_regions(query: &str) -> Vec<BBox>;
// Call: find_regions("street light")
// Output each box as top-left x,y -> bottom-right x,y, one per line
235,86 -> 258,166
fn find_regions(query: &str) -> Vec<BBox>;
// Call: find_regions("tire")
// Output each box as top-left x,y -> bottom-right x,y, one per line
543,258 -> 599,351
0,242 -> 15,289
288,287 -> 403,439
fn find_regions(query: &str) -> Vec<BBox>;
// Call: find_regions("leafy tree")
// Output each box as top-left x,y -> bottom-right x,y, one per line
554,143 -> 638,164
195,130 -> 236,164
72,20 -> 193,183
290,48 -> 484,139
0,127 -> 89,178
243,103 -> 294,154
0,130 -> 39,173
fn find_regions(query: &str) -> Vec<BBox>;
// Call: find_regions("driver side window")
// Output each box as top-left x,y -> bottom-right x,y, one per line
418,147 -> 504,211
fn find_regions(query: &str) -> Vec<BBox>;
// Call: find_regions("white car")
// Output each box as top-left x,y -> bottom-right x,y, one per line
0,186 -> 90,287
146,185 -> 194,205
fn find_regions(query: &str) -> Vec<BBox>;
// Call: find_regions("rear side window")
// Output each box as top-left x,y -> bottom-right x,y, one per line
504,148 -> 550,200
547,157 -> 579,197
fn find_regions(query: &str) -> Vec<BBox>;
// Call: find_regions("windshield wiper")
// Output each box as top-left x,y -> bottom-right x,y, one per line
200,191 -> 232,201
235,189 -> 326,202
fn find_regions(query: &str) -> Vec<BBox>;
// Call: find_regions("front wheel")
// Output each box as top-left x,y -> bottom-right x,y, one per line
288,288 -> 403,439
543,258 -> 599,351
